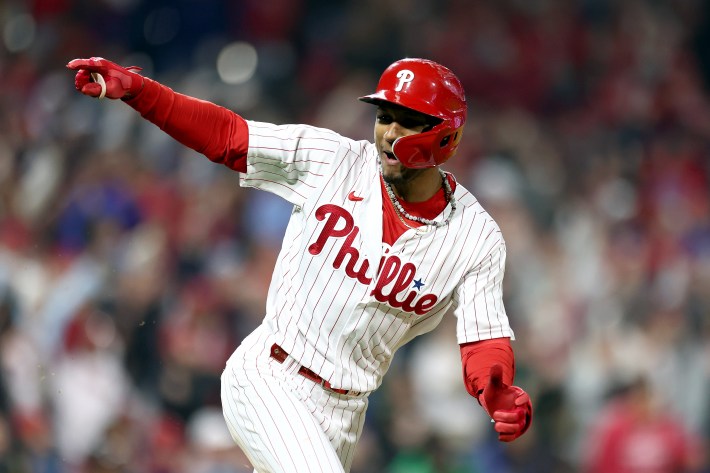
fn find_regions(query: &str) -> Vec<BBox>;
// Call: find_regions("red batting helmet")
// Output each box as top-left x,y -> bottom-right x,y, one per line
359,58 -> 467,168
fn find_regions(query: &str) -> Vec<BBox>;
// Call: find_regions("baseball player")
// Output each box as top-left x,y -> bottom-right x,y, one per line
67,56 -> 533,473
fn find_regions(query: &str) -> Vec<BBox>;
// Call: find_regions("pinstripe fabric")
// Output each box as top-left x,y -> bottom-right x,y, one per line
237,121 -> 513,393
222,326 -> 367,473
222,120 -> 513,470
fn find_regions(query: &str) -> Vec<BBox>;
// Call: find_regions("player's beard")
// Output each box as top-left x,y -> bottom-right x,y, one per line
380,160 -> 427,193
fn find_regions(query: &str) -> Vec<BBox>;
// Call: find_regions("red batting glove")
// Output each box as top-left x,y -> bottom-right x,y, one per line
480,364 -> 532,442
66,57 -> 144,100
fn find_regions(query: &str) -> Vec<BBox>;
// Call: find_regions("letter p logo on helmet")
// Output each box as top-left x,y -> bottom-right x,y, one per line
395,70 -> 414,91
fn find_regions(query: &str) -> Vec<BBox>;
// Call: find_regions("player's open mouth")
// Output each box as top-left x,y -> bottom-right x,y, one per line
383,151 -> 399,164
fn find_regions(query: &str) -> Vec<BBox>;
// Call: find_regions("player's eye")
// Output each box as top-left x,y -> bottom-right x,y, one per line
399,118 -> 426,130
376,114 -> 392,124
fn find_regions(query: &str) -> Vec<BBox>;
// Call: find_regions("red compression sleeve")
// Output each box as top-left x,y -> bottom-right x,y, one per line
460,338 -> 515,400
124,78 -> 248,172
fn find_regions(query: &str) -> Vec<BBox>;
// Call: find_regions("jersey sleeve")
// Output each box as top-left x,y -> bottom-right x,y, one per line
241,121 -> 349,206
453,237 -> 515,344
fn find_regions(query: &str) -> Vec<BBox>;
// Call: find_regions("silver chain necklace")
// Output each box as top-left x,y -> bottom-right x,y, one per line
381,167 -> 457,228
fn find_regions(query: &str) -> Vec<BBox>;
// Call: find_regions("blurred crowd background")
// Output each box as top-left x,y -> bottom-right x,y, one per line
1,0 -> 710,472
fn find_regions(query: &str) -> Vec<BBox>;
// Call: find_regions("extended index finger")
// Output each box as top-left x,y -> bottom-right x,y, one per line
66,57 -> 103,71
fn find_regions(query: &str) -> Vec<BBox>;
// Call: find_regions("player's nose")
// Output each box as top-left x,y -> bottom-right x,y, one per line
383,122 -> 405,143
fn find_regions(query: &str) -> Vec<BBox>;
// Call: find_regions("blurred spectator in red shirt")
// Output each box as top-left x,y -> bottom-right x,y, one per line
583,375 -> 705,473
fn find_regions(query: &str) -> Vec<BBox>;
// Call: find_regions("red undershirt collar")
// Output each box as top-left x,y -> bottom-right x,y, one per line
380,174 -> 456,246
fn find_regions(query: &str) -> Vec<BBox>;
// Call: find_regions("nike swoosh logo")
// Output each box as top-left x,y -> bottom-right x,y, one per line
348,191 -> 364,201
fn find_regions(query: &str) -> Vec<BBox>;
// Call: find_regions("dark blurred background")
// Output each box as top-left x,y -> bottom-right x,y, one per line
1,0 -> 709,472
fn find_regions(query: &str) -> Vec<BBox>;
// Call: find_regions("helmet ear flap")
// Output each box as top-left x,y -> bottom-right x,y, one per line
445,127 -> 464,151
392,124 -> 465,168
437,125 -> 464,164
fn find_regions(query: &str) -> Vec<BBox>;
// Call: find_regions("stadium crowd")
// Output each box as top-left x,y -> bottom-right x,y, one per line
0,0 -> 709,471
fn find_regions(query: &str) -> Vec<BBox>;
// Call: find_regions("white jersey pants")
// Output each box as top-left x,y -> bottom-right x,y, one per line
221,325 -> 368,473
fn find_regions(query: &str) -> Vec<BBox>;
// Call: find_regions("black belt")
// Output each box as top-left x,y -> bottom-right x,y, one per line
269,344 -> 361,396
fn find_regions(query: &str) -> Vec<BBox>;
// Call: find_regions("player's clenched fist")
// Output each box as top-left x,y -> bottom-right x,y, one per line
480,364 -> 532,442
66,57 -> 144,100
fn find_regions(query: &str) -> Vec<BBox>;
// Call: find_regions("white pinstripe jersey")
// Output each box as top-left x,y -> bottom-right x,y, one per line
240,120 -> 514,394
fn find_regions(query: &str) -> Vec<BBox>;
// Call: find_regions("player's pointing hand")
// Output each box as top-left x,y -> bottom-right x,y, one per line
67,57 -> 144,100
481,364 -> 532,442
